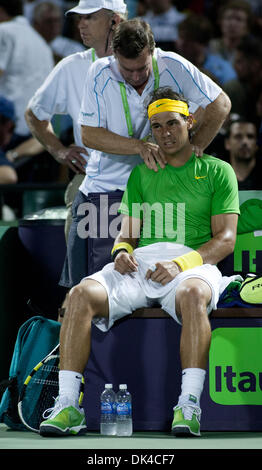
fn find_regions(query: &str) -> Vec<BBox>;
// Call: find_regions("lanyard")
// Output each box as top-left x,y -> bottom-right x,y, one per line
91,48 -> 96,62
119,56 -> 159,137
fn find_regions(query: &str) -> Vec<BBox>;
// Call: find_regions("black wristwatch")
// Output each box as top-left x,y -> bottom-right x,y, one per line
111,248 -> 128,262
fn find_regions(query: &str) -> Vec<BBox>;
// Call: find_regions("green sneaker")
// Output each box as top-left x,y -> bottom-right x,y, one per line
40,399 -> 87,437
171,395 -> 201,437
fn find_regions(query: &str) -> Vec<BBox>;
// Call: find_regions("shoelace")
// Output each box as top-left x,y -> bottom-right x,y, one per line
42,397 -> 82,419
42,397 -> 62,419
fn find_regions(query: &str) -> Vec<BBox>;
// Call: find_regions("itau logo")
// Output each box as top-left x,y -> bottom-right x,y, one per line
209,328 -> 262,405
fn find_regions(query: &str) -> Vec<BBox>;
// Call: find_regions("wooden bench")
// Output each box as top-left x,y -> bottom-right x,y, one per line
59,306 -> 262,319
131,306 -> 262,318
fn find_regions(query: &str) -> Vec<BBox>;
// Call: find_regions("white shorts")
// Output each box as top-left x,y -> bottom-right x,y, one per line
83,243 -> 236,332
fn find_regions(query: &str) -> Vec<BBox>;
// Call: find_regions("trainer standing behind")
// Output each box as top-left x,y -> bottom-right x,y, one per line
58,18 -> 231,290
25,0 -> 128,241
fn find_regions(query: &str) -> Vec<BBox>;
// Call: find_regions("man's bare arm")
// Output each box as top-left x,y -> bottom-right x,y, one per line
191,91 -> 231,156
25,108 -> 87,173
197,212 -> 238,264
81,125 -> 167,172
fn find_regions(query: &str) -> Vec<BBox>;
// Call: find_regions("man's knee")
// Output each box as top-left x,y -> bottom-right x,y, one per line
68,282 -> 89,304
175,279 -> 212,319
68,279 -> 109,319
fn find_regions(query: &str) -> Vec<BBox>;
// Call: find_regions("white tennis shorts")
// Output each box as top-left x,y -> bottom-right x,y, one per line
83,242 -> 238,332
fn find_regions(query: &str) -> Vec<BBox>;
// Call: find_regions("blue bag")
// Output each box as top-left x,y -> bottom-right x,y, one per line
0,316 -> 60,430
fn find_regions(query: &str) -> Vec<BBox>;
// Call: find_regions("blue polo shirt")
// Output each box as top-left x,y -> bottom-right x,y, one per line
204,53 -> 237,85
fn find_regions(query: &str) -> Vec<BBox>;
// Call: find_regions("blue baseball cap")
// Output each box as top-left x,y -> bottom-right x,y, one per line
0,96 -> 16,122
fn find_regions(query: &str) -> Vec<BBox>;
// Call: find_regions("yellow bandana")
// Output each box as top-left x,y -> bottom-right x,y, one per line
148,99 -> 189,119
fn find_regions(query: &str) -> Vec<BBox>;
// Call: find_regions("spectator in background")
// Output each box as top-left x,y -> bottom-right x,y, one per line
232,0 -> 262,38
209,0 -> 253,66
23,0 -> 63,23
175,14 -> 237,86
0,96 -> 17,184
223,37 -> 262,120
256,86 -> 262,147
225,116 -> 262,190
0,0 -> 54,150
140,0 -> 186,50
32,2 -> 85,64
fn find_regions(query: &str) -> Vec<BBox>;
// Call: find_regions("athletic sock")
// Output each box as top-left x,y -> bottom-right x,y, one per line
178,367 -> 206,405
58,370 -> 83,407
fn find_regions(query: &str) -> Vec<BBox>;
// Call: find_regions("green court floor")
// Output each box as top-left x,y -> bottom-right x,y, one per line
1,424 -> 262,450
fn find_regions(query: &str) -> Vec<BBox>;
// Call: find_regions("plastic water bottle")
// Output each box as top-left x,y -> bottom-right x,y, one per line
100,383 -> 116,435
116,384 -> 133,436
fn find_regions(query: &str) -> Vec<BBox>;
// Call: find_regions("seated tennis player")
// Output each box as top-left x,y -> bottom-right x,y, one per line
40,87 -> 240,437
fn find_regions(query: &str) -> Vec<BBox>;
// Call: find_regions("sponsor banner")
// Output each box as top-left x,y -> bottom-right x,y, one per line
209,328 -> 262,405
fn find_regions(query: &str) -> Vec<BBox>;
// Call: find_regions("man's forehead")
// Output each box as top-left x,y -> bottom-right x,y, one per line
116,47 -> 152,66
151,111 -> 184,123
230,122 -> 256,133
223,8 -> 248,20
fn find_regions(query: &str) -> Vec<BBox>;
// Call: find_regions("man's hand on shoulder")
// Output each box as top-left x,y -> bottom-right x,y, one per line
138,141 -> 167,171
191,144 -> 204,157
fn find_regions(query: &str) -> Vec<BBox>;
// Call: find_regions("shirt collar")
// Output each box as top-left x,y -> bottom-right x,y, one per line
154,47 -> 167,75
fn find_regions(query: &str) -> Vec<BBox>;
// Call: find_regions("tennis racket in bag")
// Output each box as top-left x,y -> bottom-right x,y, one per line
17,343 -> 85,433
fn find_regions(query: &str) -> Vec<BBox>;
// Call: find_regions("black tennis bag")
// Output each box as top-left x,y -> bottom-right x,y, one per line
0,316 -> 60,430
